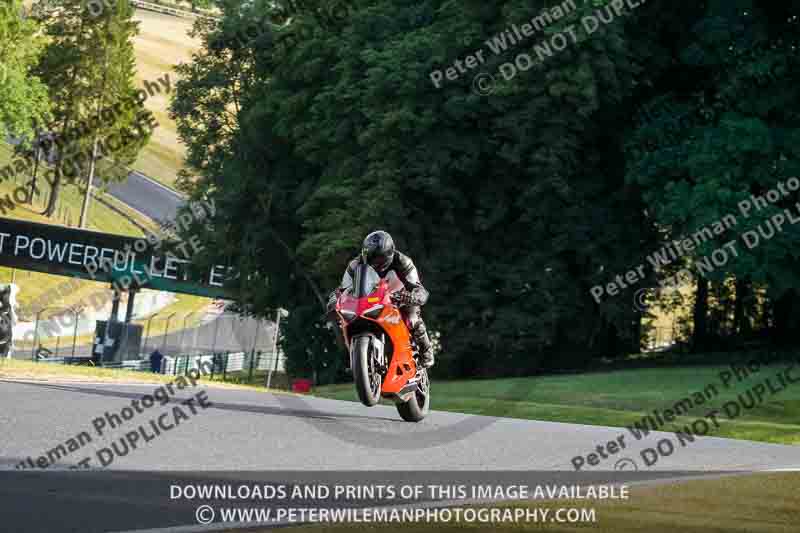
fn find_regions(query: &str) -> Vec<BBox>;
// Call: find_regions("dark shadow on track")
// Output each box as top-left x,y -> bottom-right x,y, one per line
1,379 -> 404,424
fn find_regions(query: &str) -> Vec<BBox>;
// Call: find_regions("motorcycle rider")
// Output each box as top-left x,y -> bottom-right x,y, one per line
328,230 -> 434,368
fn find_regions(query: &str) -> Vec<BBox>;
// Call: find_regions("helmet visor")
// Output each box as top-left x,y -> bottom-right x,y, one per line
362,249 -> 393,272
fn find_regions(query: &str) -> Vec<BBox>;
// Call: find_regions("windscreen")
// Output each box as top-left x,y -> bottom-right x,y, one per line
352,262 -> 381,298
383,270 -> 405,293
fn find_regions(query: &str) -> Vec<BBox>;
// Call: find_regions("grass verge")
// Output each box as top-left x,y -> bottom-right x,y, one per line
0,145 -> 152,236
0,357 -> 285,392
262,472 -> 799,533
131,8 -> 200,190
313,363 -> 800,445
0,141 -> 160,317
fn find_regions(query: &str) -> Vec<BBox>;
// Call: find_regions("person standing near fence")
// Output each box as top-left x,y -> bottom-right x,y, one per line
149,349 -> 164,373
0,284 -> 19,358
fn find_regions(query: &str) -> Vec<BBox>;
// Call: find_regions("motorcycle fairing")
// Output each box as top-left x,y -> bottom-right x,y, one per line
337,265 -> 418,401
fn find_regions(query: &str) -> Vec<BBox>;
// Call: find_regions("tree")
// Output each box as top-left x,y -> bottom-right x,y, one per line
172,0 -> 659,380
0,0 -> 51,142
625,0 -> 800,349
33,0 -> 151,219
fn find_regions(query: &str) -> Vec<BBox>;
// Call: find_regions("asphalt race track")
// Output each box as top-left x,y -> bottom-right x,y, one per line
106,170 -> 183,223
0,379 -> 798,532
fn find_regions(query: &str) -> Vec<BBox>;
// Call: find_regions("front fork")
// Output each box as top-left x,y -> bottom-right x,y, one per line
347,333 -> 386,373
375,333 -> 386,372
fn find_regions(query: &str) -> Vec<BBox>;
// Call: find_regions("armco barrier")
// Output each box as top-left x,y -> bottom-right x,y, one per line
161,350 -> 285,386
97,359 -> 151,371
130,0 -> 217,20
31,349 -> 289,387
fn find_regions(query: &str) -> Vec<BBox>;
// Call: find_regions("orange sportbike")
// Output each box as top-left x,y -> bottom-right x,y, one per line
331,263 -> 430,422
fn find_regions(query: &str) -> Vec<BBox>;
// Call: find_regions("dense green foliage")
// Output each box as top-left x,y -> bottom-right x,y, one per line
625,0 -> 800,348
0,0 -> 51,141
159,0 -> 799,381
29,0 -> 149,216
314,359 -> 800,445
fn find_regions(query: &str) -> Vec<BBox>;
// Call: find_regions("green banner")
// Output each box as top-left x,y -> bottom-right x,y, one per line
0,217 -> 231,298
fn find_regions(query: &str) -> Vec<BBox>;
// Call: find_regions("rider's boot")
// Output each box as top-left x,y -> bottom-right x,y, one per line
412,319 -> 434,368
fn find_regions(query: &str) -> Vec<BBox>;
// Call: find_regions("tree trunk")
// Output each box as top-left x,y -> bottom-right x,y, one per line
692,277 -> 709,352
771,289 -> 798,347
42,167 -> 61,217
43,108 -> 77,219
632,313 -> 642,353
733,278 -> 752,336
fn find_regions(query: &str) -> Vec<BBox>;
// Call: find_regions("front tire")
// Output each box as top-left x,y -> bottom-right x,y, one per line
397,368 -> 430,422
352,335 -> 381,406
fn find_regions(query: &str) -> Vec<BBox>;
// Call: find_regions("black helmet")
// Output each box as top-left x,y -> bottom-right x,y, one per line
361,230 -> 395,273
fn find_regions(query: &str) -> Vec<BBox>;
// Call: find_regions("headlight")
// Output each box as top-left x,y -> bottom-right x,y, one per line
363,305 -> 384,319
340,310 -> 357,322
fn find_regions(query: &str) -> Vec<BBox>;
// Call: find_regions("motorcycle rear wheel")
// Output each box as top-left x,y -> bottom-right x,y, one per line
352,335 -> 381,406
396,368 -> 430,422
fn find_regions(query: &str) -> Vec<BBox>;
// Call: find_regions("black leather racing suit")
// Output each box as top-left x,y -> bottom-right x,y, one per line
337,251 -> 432,358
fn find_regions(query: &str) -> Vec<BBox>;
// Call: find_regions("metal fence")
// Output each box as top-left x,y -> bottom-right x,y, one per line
161,350 -> 288,388
131,0 -> 217,20
643,325 -> 683,351
12,310 -> 282,370
28,349 -> 289,388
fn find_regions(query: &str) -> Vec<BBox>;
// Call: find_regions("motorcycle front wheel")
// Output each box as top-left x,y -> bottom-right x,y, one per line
396,368 -> 430,422
352,335 -> 381,406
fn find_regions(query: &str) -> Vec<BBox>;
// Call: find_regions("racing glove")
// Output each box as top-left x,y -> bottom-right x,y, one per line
391,289 -> 426,307
326,290 -> 339,313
